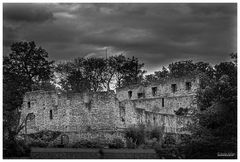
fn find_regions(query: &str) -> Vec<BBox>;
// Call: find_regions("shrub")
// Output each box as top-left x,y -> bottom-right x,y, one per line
125,124 -> 145,145
28,130 -> 61,142
28,140 -> 48,148
126,137 -> 137,149
3,139 -> 30,158
144,138 -> 159,149
155,146 -> 182,159
164,134 -> 176,145
73,136 -> 110,149
109,138 -> 125,149
72,139 -> 92,148
92,136 -> 111,148
150,126 -> 164,141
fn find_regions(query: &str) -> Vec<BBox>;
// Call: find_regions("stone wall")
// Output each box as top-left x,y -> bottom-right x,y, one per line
20,90 -> 120,135
20,76 -> 199,143
116,76 -> 199,101
116,76 -> 199,133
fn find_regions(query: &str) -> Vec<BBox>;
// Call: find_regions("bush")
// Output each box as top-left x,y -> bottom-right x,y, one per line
126,137 -> 137,149
150,126 -> 164,141
3,139 -> 30,158
144,138 -> 159,149
92,136 -> 111,148
72,139 -> 93,148
28,130 -> 61,142
28,140 -> 48,148
73,136 -> 110,149
109,138 -> 125,149
163,134 -> 176,147
125,124 -> 145,146
155,146 -> 183,159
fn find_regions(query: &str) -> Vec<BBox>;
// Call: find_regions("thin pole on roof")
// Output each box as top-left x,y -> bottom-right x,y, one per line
105,47 -> 108,59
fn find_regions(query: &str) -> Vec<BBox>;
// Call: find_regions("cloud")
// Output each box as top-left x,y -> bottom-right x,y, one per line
3,3 -> 54,23
53,12 -> 76,19
3,3 -> 237,74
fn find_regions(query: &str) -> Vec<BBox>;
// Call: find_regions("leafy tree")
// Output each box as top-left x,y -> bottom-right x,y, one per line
168,60 -> 196,78
54,59 -> 82,92
106,55 -> 126,90
154,66 -> 169,79
55,55 -> 146,92
83,57 -> 107,91
145,66 -> 169,83
4,41 -> 54,91
55,57 -> 106,92
215,62 -> 237,85
195,62 -> 215,79
181,54 -> 237,159
230,53 -> 237,65
144,60 -> 214,84
119,56 -> 146,87
3,41 -> 54,157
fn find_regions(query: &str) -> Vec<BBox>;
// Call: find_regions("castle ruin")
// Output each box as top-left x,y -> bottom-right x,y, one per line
20,76 -> 199,144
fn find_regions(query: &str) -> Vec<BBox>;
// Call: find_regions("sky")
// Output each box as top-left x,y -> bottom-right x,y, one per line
3,3 -> 237,74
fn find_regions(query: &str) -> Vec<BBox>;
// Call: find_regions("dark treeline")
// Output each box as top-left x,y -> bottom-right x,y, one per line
55,55 -> 145,92
3,41 -> 237,158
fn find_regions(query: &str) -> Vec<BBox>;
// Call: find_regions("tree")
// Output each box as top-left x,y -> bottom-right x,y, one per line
230,53 -> 237,65
3,41 -> 54,157
154,66 -> 169,79
55,55 -> 146,92
83,57 -> 107,92
4,41 -> 54,110
168,60 -> 196,78
105,55 -> 126,90
119,56 -> 146,88
181,54 -> 237,159
144,66 -> 169,83
215,62 -> 237,86
55,57 -> 106,92
144,61 -> 214,84
104,55 -> 146,88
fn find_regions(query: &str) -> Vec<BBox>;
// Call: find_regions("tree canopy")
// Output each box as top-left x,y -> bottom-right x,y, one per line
4,41 -> 54,111
55,55 -> 146,92
3,41 -> 54,156
181,54 -> 237,158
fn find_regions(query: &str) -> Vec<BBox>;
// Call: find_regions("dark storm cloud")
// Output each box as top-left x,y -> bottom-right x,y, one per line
3,3 -> 237,73
3,3 -> 54,22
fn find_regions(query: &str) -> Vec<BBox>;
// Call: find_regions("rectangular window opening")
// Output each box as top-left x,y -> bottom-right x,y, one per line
152,87 -> 157,96
85,102 -> 91,111
171,84 -> 177,93
119,106 -> 126,123
186,82 -> 192,91
50,110 -> 53,120
137,93 -> 145,99
27,101 -> 31,109
162,98 -> 164,107
128,91 -> 132,99
153,116 -> 156,126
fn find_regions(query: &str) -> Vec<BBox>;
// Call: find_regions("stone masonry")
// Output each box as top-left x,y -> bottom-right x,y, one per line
20,76 -> 199,143
116,76 -> 199,133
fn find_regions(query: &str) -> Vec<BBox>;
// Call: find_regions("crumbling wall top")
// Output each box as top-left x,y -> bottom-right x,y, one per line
116,75 -> 199,92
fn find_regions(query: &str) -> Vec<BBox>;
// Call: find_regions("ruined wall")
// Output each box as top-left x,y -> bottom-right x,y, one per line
20,76 -> 199,143
20,90 -> 120,134
116,76 -> 199,133
116,77 -> 199,101
66,91 -> 120,131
